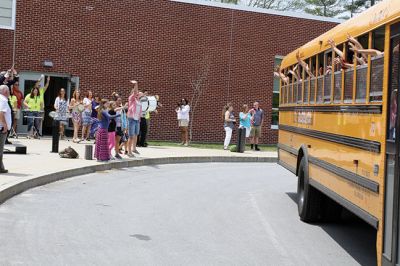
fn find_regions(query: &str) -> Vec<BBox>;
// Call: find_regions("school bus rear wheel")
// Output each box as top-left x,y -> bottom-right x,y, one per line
297,157 -> 323,222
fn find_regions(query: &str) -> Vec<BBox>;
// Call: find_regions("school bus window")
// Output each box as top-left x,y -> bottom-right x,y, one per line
353,34 -> 369,103
296,64 -> 303,104
316,53 -> 324,103
356,64 -> 368,103
310,56 -> 317,104
333,44 -> 344,103
303,59 -> 310,104
324,51 -> 333,103
370,26 -> 385,102
287,67 -> 294,103
343,40 -> 357,103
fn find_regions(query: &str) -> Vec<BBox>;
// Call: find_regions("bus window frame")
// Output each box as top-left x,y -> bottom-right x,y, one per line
310,56 -> 317,104
323,49 -> 333,104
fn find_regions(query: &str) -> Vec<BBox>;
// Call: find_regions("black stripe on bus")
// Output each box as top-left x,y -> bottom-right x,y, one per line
278,143 -> 379,192
279,125 -> 381,153
279,104 -> 382,114
308,156 -> 379,193
277,143 -> 298,156
309,179 -> 379,229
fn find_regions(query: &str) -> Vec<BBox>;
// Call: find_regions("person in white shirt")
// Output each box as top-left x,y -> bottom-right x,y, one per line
175,98 -> 190,146
0,85 -> 12,173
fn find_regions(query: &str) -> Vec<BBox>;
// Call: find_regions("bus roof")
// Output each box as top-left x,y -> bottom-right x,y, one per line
281,0 -> 400,68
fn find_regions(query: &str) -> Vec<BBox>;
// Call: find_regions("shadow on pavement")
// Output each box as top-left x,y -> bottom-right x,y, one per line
286,192 -> 376,266
2,173 -> 31,177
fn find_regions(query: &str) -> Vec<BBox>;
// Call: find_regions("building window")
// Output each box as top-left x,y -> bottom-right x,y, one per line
0,0 -> 16,30
272,55 -> 283,129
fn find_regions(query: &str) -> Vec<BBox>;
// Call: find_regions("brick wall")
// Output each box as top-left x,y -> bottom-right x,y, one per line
3,0 -> 338,144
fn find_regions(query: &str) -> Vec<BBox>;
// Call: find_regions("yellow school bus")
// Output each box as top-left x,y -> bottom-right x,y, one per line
278,1 -> 400,265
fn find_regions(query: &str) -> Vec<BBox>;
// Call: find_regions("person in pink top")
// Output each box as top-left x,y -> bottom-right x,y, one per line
127,80 -> 142,157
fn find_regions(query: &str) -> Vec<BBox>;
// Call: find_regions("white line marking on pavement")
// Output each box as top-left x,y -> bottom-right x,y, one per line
249,192 -> 294,266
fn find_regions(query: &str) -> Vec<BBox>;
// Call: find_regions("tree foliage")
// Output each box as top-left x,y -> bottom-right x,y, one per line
247,0 -> 304,10
209,0 -> 382,18
303,0 -> 344,17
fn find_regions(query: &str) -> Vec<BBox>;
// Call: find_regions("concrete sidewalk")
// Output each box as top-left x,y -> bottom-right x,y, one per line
0,137 -> 277,205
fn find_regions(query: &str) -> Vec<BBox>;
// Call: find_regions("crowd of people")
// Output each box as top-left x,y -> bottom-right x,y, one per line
0,65 -> 269,171
0,67 -> 158,163
53,80 -> 155,161
222,101 -> 264,151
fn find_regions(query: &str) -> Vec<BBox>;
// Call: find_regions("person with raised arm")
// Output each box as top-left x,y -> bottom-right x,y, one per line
346,33 -> 368,63
296,51 -> 315,78
274,65 -> 289,85
24,86 -> 42,139
288,65 -> 300,81
176,98 -> 190,146
127,80 -> 142,157
349,43 -> 384,57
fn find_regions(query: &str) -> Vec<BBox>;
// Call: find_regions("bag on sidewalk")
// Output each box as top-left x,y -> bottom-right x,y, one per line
59,146 -> 79,159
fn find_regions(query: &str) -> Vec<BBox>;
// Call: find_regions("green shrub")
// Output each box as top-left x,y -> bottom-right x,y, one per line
230,145 -> 237,152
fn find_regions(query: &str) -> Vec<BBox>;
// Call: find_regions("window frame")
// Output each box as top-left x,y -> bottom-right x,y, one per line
273,55 -> 284,129
0,0 -> 16,30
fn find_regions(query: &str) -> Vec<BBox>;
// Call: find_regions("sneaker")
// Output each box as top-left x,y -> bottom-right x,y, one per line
184,143 -> 189,147
125,151 -> 128,155
224,146 -> 228,150
0,169 -> 8,174
5,140 -> 12,145
178,142 -> 184,146
255,147 -> 261,151
128,153 -> 135,158
115,154 -> 122,159
133,150 -> 140,155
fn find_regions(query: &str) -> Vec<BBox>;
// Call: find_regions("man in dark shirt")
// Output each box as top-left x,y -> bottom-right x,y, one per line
250,101 -> 264,151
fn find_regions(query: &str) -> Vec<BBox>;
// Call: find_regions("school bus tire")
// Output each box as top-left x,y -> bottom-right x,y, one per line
297,157 -> 323,222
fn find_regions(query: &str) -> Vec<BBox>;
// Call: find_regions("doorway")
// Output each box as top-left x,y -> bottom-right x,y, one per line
18,72 -> 77,136
382,22 -> 400,266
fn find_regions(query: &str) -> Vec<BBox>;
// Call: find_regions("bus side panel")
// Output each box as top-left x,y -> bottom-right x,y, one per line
278,149 -> 297,174
279,130 -> 382,185
279,111 -> 384,144
309,163 -> 380,220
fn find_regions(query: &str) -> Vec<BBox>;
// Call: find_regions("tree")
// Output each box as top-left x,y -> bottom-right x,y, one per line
304,0 -> 344,17
341,0 -> 382,18
247,0 -> 304,10
189,55 -> 211,142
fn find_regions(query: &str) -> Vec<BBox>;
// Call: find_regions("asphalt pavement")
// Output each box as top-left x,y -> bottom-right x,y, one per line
0,163 -> 376,266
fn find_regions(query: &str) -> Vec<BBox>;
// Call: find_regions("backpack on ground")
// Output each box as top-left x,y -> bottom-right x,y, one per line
59,146 -> 79,159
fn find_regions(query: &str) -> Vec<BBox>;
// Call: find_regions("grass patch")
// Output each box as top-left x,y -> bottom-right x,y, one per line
148,141 -> 277,151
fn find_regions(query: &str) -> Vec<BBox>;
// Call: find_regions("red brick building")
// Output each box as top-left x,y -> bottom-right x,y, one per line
0,0 -> 340,144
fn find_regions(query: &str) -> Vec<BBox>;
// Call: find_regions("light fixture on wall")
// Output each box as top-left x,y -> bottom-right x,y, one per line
42,60 -> 54,68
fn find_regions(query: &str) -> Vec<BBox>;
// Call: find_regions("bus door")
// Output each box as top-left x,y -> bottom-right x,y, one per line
382,23 -> 400,266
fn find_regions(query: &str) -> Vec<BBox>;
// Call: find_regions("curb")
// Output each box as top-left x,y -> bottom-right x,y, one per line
0,156 -> 277,205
